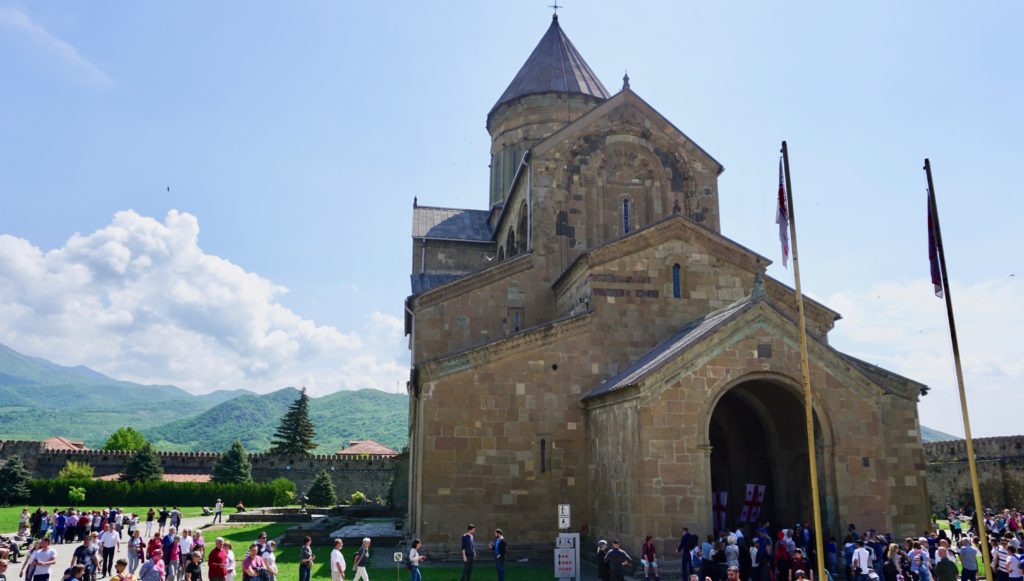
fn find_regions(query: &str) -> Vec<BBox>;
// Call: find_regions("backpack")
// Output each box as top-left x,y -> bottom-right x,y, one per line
691,548 -> 703,570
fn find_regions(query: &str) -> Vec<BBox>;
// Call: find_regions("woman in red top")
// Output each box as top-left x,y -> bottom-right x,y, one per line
641,536 -> 660,581
147,533 -> 162,560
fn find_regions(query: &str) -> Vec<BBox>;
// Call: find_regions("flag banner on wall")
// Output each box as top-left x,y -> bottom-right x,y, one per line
713,491 -> 728,531
740,483 -> 768,523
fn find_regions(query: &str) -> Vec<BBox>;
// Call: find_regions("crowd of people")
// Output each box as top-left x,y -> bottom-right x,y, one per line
0,508 -> 287,581
587,507 -> 1024,581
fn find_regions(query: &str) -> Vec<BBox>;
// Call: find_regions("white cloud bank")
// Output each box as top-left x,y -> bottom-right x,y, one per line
828,277 -> 1024,438
0,210 -> 407,395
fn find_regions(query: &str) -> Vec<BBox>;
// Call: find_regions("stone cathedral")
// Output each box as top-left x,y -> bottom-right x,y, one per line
404,15 -> 930,556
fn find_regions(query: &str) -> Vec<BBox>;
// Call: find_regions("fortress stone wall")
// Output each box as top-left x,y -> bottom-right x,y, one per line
0,440 -> 405,506
924,436 -> 1024,512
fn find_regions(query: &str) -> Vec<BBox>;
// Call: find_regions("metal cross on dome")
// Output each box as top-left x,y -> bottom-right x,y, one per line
549,2 -> 562,15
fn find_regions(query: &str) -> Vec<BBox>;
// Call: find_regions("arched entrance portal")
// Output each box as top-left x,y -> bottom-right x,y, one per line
709,379 -> 827,532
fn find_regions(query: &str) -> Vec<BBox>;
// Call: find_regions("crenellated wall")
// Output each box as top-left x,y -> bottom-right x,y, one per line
0,441 -> 404,505
924,436 -> 1024,512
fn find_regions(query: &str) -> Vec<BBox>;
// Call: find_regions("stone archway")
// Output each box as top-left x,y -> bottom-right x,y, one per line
706,377 -> 833,533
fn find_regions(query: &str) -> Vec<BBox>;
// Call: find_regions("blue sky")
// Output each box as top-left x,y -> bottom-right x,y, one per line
0,1 -> 1020,436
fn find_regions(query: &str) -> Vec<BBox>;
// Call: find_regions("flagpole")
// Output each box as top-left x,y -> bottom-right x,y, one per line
925,158 -> 993,581
780,141 -> 826,580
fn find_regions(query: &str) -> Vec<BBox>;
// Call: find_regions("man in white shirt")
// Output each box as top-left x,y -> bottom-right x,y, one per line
330,539 -> 346,581
27,538 -> 57,581
98,524 -> 120,578
212,500 -> 224,525
852,540 -> 872,581
180,532 -> 194,573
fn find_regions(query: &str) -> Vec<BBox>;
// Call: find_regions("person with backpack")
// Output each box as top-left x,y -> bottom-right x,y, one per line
677,528 -> 698,580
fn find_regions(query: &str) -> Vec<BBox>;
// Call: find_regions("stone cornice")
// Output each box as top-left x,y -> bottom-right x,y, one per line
411,253 -> 533,310
418,312 -> 591,383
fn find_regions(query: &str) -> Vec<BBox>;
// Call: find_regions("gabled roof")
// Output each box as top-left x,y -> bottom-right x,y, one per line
412,206 -> 492,242
337,439 -> 399,457
583,293 -> 928,403
42,436 -> 87,451
584,297 -> 756,400
490,15 -> 610,116
532,89 -> 725,175
411,272 -> 468,295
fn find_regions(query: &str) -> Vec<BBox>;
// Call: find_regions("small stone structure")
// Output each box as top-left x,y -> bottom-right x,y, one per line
0,440 -> 404,505
924,436 -> 1024,512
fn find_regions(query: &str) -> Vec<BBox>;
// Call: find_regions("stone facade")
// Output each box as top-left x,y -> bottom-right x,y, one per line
924,436 -> 1024,512
0,440 -> 401,505
405,15 -> 931,558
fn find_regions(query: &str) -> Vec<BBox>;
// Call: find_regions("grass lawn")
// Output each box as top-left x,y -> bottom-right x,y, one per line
0,506 -> 205,534
206,524 -> 555,581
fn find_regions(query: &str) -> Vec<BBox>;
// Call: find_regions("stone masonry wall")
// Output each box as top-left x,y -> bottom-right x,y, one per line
0,441 -> 401,504
924,436 -> 1024,512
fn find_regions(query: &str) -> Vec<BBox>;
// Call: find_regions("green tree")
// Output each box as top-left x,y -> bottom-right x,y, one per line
212,440 -> 253,483
68,485 -> 86,504
305,469 -> 337,506
269,388 -> 318,455
58,461 -> 94,480
103,427 -> 148,451
121,443 -> 163,483
0,455 -> 32,505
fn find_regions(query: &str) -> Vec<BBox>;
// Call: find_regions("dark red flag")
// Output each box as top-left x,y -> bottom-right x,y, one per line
927,189 -> 944,298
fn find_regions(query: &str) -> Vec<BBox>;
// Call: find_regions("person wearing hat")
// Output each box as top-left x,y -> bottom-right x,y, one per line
597,541 -> 610,581
137,549 -> 164,581
604,540 -> 632,581
851,539 -> 871,581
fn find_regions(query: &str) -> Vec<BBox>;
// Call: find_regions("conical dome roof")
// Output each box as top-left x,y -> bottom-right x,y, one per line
490,15 -> 611,114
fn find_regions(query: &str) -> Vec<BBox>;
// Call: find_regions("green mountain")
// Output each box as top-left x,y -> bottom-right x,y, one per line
0,343 -> 247,446
144,387 -> 408,453
921,425 -> 960,443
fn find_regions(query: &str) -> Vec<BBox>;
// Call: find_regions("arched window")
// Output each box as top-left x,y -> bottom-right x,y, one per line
672,264 -> 682,298
540,438 -> 547,474
622,198 -> 631,234
506,230 -> 517,256
497,247 -> 505,261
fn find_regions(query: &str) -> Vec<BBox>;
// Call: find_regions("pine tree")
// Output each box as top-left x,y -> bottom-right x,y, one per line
305,469 -> 337,506
121,443 -> 164,483
269,387 -> 318,455
0,455 -> 32,505
212,440 -> 253,483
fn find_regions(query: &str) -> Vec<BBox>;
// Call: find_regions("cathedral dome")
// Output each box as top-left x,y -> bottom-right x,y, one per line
489,14 -> 610,120
486,15 -> 611,208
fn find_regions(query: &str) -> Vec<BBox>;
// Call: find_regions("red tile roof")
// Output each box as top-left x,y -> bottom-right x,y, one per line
96,473 -> 212,483
42,436 -> 88,451
337,439 -> 399,456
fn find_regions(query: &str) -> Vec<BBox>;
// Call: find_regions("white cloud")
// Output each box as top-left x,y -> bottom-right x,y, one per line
0,6 -> 114,88
0,210 -> 409,394
827,277 -> 1024,438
